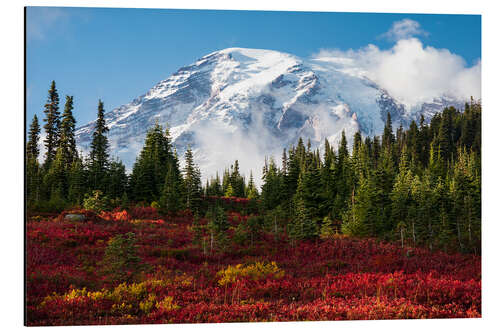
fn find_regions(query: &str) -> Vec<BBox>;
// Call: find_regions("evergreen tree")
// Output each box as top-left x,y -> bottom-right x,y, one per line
44,148 -> 67,201
406,120 -> 419,167
129,122 -> 176,202
372,146 -> 396,235
320,216 -> 336,239
333,130 -> 352,220
26,115 -> 42,205
373,136 -> 381,168
319,144 -> 337,219
107,158 -> 128,200
206,205 -> 230,251
246,171 -> 259,199
382,112 -> 395,150
390,147 -> 416,244
58,95 -> 78,165
283,147 -> 301,214
353,131 -> 362,156
27,115 -> 41,160
436,107 -> 454,162
183,146 -> 202,212
68,157 -> 87,205
449,148 -> 481,253
26,158 -> 42,205
260,158 -> 282,210
289,170 -> 319,241
42,80 -> 60,168
89,100 -> 110,192
230,160 -> 245,197
224,183 -> 234,197
341,176 -> 375,237
160,161 -> 184,214
206,172 -> 223,196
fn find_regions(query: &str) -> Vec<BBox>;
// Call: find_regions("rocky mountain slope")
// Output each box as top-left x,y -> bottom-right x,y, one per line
75,47 -> 463,181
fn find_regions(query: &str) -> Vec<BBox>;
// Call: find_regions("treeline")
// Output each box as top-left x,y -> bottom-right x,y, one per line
26,81 -> 481,254
256,101 -> 481,254
26,81 -> 205,214
26,81 -> 125,210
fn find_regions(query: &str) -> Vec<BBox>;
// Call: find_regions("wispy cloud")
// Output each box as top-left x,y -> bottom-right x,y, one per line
379,18 -> 429,41
26,7 -> 69,41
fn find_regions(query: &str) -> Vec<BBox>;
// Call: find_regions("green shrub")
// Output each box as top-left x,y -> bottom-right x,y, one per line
320,216 -> 336,239
232,223 -> 250,245
99,232 -> 145,282
83,190 -> 110,213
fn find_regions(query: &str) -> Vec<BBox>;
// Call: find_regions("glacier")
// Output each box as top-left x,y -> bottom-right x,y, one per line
74,47 -> 464,184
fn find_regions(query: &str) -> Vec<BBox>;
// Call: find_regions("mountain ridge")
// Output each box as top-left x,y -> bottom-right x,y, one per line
75,47 -> 464,182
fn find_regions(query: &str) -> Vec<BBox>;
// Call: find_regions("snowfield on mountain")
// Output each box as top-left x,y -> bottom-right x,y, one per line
75,47 -> 463,181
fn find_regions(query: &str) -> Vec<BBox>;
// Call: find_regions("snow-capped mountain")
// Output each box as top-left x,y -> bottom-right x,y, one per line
75,47 -> 464,182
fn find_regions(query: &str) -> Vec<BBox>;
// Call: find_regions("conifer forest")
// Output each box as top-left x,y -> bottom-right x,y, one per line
26,81 -> 481,325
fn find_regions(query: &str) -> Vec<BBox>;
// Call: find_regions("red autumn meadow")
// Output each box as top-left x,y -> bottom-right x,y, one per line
26,201 -> 480,326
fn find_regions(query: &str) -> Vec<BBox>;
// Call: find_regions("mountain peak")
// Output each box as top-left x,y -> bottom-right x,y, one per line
74,48 -> 463,184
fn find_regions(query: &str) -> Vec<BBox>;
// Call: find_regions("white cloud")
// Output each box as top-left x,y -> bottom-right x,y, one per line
312,38 -> 481,107
380,18 -> 429,41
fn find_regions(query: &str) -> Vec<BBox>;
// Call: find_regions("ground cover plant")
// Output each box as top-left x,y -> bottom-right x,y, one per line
26,203 -> 480,326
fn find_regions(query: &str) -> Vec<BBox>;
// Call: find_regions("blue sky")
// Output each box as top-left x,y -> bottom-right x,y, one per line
26,7 -> 481,126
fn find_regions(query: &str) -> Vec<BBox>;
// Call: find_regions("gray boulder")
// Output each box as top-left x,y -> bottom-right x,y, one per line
64,214 -> 86,222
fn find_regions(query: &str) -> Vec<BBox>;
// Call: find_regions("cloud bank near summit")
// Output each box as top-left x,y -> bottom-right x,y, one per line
312,21 -> 480,109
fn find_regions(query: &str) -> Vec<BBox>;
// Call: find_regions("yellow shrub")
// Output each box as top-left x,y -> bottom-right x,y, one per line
87,290 -> 111,301
109,282 -> 147,302
64,288 -> 88,300
217,261 -> 284,286
111,302 -> 133,315
41,279 -> 188,316
174,273 -> 193,287
139,294 -> 157,314
156,296 -> 180,311
148,279 -> 169,289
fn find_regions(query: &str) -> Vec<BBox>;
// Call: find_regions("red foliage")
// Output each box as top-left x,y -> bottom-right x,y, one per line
26,209 -> 481,326
129,206 -> 159,219
100,209 -> 131,222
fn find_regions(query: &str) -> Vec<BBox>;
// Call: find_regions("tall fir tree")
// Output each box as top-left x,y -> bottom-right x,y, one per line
246,171 -> 259,199
160,160 -> 184,214
58,95 -> 78,165
27,115 -> 41,160
42,80 -> 60,168
183,146 -> 202,212
230,160 -> 245,197
436,107 -> 454,163
333,130 -> 352,219
67,157 -> 87,205
27,115 -> 42,204
44,148 -> 67,201
129,122 -> 176,202
382,112 -> 395,150
289,171 -> 319,241
107,158 -> 128,200
260,158 -> 282,210
89,100 -> 110,192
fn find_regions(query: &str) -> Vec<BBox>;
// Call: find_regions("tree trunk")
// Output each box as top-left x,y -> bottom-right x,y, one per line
412,221 -> 416,245
457,217 -> 463,250
210,231 -> 214,252
400,228 -> 404,248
